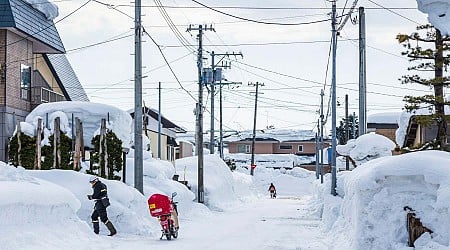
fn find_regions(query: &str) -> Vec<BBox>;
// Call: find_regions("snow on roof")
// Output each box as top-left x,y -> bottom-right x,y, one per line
336,132 -> 396,166
367,112 -> 400,124
417,0 -> 450,36
24,0 -> 58,20
224,129 -> 319,142
25,101 -> 132,148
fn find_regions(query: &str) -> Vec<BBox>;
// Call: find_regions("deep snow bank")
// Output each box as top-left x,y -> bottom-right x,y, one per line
176,154 -> 255,211
319,151 -> 450,249
0,163 -> 97,249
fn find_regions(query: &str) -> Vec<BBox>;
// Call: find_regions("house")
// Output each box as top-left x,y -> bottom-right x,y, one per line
130,107 -> 186,163
225,129 -> 330,156
0,0 -> 89,161
175,132 -> 194,159
400,114 -> 450,149
367,112 -> 400,143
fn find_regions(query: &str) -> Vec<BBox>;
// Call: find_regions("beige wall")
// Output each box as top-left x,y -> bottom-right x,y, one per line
228,141 -> 330,155
178,142 -> 193,158
146,131 -> 168,160
33,54 -> 64,95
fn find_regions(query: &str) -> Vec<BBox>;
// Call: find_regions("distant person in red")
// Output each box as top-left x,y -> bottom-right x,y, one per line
268,183 -> 277,198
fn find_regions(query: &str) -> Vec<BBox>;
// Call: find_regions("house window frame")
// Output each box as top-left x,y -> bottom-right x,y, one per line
298,145 -> 304,152
237,144 -> 250,153
279,144 -> 293,150
20,64 -> 31,100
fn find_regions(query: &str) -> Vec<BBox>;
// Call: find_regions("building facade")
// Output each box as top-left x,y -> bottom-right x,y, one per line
0,0 -> 89,161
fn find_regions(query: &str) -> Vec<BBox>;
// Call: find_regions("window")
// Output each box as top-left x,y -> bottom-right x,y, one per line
237,144 -> 250,153
20,64 -> 31,100
298,145 -> 304,152
279,145 -> 292,150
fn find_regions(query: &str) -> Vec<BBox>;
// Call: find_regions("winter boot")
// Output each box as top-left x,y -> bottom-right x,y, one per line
105,220 -> 117,236
92,221 -> 100,234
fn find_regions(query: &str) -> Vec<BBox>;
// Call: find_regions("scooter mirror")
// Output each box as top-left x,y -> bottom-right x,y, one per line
172,192 -> 177,198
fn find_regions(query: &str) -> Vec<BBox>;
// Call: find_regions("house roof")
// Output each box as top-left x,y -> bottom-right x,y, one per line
0,0 -> 64,53
129,107 -> 186,133
224,129 -> 320,143
44,54 -> 89,102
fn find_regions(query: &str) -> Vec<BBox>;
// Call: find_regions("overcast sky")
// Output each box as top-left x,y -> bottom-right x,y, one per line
54,0 -> 430,133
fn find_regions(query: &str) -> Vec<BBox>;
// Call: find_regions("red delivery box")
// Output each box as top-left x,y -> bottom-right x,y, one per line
148,193 -> 173,217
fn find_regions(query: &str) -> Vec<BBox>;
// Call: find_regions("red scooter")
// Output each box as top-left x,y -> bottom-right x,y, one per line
148,192 -> 179,240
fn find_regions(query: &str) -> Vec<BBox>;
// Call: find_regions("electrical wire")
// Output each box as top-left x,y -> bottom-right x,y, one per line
367,0 -> 421,25
191,0 -> 342,26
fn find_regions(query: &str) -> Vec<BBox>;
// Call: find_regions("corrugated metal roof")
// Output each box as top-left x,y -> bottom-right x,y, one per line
0,0 -> 64,53
45,54 -> 89,102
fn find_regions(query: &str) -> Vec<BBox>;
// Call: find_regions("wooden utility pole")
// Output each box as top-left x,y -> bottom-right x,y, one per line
249,82 -> 264,176
34,118 -> 42,170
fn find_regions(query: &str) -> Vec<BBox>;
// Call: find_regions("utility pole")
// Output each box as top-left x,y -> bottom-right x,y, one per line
345,94 -> 349,170
158,81 -> 162,159
331,0 -> 337,196
210,51 -> 216,155
219,80 -> 223,159
209,52 -> 243,155
218,80 -> 241,159
315,122 -> 319,179
134,0 -> 143,194
320,89 -> 324,184
187,24 -> 214,204
359,7 -> 367,136
249,82 -> 264,176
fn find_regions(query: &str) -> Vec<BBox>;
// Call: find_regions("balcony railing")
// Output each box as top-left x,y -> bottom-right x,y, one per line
31,86 -> 65,108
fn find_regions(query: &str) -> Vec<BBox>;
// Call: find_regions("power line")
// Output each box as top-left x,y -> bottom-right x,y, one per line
1,0 -> 92,51
111,4 -> 417,10
191,0 -> 342,26
367,0 -> 421,25
143,28 -> 197,102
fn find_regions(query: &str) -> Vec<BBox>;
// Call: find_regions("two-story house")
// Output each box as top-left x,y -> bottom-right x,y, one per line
0,0 -> 89,161
130,107 -> 186,163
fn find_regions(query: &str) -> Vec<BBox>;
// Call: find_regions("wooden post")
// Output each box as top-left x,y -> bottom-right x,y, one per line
80,122 -> 85,161
99,119 -> 107,178
53,117 -> 61,169
73,118 -> 81,171
34,118 -> 42,170
17,123 -> 22,167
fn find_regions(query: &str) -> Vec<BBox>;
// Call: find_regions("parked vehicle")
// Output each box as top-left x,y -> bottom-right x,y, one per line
148,192 -> 179,240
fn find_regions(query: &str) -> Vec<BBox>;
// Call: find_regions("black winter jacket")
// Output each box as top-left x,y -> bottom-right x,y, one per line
92,181 -> 108,200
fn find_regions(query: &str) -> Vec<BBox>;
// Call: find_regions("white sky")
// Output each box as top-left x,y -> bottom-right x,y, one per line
50,0 -> 438,133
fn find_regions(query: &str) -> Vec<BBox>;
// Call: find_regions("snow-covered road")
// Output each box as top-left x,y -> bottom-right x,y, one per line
103,196 -> 330,250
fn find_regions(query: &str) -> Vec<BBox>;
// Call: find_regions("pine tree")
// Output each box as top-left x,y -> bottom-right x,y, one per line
41,134 -> 73,170
8,133 -> 35,169
397,25 -> 450,149
88,130 -> 123,180
336,114 -> 358,145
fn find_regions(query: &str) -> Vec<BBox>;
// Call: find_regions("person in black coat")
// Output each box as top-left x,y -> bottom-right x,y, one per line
268,183 -> 277,198
87,176 -> 117,236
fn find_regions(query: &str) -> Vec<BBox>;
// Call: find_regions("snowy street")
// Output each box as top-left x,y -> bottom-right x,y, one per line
103,196 -> 329,250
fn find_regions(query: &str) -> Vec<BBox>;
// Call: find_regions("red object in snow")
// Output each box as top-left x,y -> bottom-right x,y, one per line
251,164 -> 256,169
148,193 -> 173,217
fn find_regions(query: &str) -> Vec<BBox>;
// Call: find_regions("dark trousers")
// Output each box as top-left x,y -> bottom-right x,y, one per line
91,203 -> 109,223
